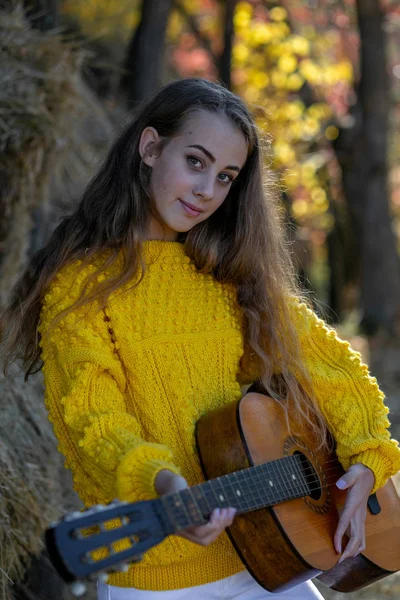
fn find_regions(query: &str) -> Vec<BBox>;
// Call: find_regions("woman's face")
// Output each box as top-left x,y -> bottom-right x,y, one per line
139,111 -> 248,241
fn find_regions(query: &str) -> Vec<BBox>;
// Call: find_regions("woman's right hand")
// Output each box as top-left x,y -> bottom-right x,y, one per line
154,470 -> 236,547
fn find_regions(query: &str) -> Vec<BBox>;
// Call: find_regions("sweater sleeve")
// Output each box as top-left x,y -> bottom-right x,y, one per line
39,268 -> 181,506
292,301 -> 400,492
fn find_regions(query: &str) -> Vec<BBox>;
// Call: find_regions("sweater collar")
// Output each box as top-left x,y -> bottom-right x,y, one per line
142,240 -> 187,261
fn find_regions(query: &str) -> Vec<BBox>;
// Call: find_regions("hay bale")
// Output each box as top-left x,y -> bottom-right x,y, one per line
0,370 -> 77,596
0,3 -> 115,598
0,2 -> 114,305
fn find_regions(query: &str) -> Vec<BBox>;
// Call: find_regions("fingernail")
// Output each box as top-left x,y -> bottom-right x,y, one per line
336,479 -> 346,489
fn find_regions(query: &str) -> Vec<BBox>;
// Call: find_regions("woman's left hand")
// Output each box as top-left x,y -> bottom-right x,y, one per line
334,463 -> 375,563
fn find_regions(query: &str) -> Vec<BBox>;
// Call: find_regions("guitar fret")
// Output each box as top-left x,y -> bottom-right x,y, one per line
224,471 -> 243,510
266,461 -> 280,503
284,456 -> 300,495
214,477 -> 230,507
277,456 -> 291,501
160,495 -> 182,531
285,455 -> 301,494
258,464 -> 275,504
237,466 -> 260,508
179,488 -> 205,526
247,469 -> 268,509
231,472 -> 249,512
192,484 -> 212,517
168,492 -> 191,530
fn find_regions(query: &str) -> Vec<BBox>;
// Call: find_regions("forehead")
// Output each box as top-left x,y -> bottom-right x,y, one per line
176,111 -> 248,168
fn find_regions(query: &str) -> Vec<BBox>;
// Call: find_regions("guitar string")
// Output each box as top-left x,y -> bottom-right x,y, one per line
191,462 -> 346,513
83,467 -> 343,534
98,463 -> 343,531
185,462 -> 332,517
207,459 -> 343,495
75,458 -> 356,535
73,462 -> 364,551
81,472 -> 341,538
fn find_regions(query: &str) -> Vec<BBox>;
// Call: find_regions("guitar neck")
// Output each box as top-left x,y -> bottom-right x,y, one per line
160,454 -> 311,531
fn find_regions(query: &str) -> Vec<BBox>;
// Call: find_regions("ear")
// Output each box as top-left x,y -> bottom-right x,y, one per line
139,127 -> 160,167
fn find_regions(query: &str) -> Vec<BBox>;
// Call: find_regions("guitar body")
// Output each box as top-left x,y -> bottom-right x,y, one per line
196,392 -> 400,593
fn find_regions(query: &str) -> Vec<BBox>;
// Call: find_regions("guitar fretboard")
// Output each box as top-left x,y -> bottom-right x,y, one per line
161,453 -> 313,531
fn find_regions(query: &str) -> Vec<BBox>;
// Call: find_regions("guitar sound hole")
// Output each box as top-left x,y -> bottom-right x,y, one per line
294,452 -> 322,501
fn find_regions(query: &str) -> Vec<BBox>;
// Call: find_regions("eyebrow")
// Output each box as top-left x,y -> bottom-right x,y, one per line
186,144 -> 241,173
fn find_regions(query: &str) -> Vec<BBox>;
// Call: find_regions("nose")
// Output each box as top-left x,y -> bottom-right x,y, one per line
193,174 -> 215,201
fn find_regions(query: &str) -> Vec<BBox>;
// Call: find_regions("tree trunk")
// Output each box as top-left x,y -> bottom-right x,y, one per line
333,0 -> 400,423
355,0 -> 400,334
120,0 -> 173,106
218,0 -> 237,89
334,0 -> 400,334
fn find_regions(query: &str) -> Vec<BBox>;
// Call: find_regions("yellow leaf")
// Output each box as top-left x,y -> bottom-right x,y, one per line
271,70 -> 287,89
325,125 -> 339,141
233,43 -> 250,63
274,142 -> 296,165
270,6 -> 288,22
278,54 -> 298,74
292,199 -> 309,219
245,86 -> 261,102
289,36 -> 310,57
286,73 -> 304,91
311,188 -> 327,204
299,59 -> 321,84
252,22 -> 274,45
285,101 -> 305,120
253,72 -> 270,89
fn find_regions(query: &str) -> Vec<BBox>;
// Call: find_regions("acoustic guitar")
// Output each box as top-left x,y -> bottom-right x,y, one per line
45,392 -> 400,595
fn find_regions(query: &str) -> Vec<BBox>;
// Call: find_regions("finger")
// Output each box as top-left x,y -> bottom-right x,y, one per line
338,514 -> 365,563
181,508 -> 236,545
334,509 -> 352,554
210,507 -> 236,525
334,489 -> 366,554
339,535 -> 361,562
336,469 -> 358,491
192,508 -> 233,537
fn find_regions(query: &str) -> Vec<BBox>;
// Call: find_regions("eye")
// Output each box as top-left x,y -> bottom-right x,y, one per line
187,156 -> 203,168
218,173 -> 234,184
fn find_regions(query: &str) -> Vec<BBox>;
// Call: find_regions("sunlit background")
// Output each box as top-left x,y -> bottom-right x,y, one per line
2,1 -> 400,599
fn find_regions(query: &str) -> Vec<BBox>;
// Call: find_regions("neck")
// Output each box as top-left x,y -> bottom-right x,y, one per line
147,217 -> 178,241
160,454 -> 314,532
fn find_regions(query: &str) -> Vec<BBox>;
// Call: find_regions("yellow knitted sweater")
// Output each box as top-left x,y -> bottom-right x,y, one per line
39,240 -> 400,591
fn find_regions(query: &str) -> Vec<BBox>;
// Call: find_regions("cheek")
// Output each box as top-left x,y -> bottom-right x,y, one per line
151,160 -> 189,196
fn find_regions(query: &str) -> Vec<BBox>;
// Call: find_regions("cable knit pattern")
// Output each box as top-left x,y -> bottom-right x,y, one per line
291,301 -> 400,490
39,240 -> 400,591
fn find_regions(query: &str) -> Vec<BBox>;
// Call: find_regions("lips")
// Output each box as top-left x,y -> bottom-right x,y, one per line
179,199 -> 203,216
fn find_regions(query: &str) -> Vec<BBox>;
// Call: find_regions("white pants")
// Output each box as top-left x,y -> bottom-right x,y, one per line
97,571 -> 324,599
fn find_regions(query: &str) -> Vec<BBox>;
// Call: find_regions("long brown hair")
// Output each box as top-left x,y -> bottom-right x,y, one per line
2,78 -> 327,445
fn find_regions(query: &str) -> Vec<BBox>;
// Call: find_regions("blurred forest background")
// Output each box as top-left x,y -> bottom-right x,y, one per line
2,0 -> 400,598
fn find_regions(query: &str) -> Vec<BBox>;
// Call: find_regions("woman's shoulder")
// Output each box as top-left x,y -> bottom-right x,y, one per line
41,252 -> 115,323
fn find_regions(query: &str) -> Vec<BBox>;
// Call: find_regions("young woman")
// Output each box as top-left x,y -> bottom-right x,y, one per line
3,78 -> 400,600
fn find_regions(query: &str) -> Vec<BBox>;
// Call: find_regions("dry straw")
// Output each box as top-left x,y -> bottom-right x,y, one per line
0,3 -> 113,598
0,2 -> 114,305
